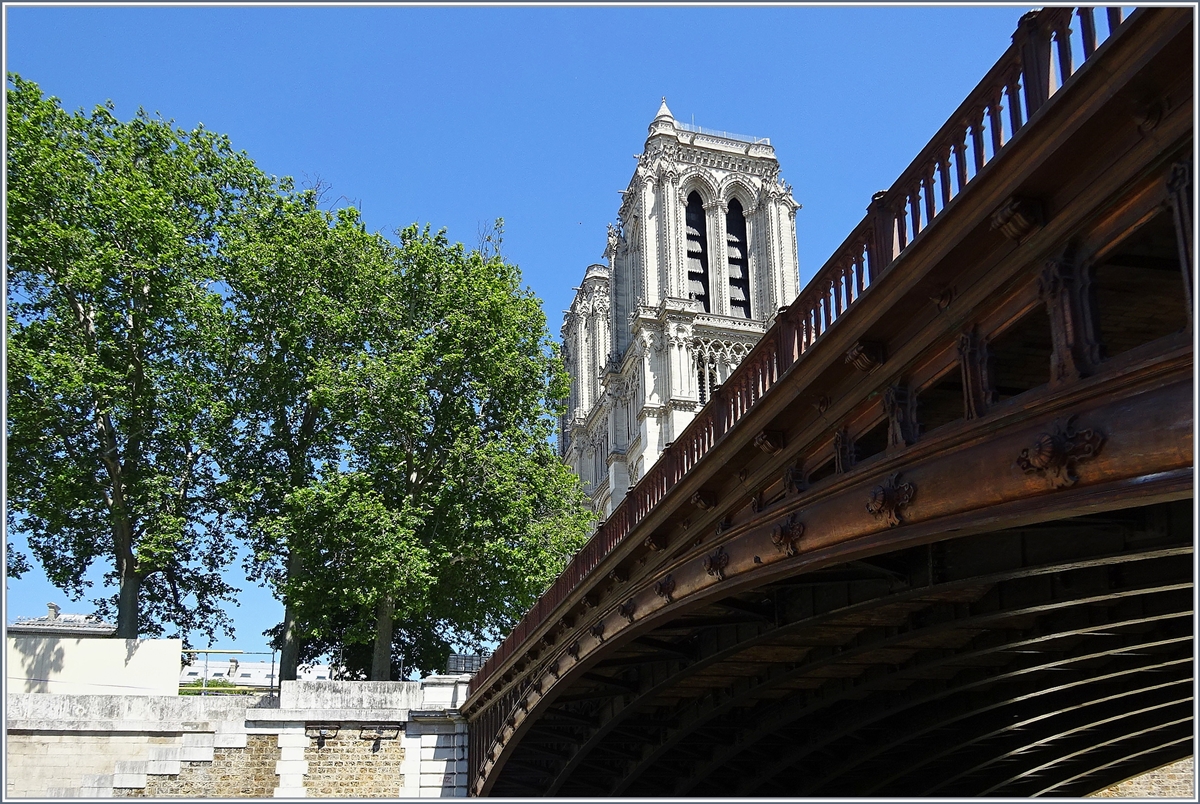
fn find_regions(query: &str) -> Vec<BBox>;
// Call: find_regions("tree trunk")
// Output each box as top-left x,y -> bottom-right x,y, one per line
116,566 -> 140,639
278,552 -> 302,681
371,594 -> 395,681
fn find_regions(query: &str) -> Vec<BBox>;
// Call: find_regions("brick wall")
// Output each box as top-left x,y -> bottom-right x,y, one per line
5,678 -> 471,798
115,735 -> 279,798
1091,757 -> 1194,798
303,730 -> 406,797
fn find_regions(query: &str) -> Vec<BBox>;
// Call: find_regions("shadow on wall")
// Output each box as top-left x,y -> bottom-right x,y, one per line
13,637 -> 66,694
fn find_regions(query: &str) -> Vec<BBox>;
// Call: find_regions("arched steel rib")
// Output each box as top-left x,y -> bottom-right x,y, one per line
669,576 -> 1191,795
922,694 -> 1194,795
728,637 -> 1191,796
1028,734 -> 1193,796
592,545 -> 1189,794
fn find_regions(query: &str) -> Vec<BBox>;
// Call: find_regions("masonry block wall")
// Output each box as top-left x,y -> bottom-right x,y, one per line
116,735 -> 279,798
1091,758 -> 1195,798
5,677 -> 470,798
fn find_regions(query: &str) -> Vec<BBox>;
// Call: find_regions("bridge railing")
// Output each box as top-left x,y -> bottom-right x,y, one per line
468,5 -> 1132,699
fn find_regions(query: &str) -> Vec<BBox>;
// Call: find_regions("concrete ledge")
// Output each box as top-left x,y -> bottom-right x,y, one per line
6,719 -> 207,733
247,708 -> 410,723
275,760 -> 308,775
213,732 -> 247,748
111,774 -> 147,789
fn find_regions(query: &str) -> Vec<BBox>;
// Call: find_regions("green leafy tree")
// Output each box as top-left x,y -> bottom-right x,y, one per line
216,186 -> 399,679
5,74 -> 263,640
311,224 -> 594,678
238,222 -> 594,679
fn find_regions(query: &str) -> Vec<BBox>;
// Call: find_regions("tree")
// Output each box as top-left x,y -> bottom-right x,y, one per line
241,224 -> 594,679
216,186 -> 400,679
5,74 -> 262,639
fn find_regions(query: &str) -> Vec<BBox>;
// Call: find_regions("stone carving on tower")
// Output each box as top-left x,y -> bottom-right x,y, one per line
560,98 -> 801,515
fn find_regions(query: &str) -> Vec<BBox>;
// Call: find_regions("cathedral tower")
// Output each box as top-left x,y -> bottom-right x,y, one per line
561,99 -> 800,515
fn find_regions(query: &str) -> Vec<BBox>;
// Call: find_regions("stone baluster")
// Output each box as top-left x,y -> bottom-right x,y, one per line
987,86 -> 1005,156
908,180 -> 923,239
1106,7 -> 1123,32
1005,63 -> 1025,134
922,163 -> 937,224
970,106 -> 987,173
937,144 -> 954,208
953,127 -> 969,192
1078,7 -> 1098,58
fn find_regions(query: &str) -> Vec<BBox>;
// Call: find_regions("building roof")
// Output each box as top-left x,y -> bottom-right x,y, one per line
8,603 -> 116,637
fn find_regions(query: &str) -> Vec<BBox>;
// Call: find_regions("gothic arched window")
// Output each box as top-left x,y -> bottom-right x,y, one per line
685,192 -> 711,313
727,198 -> 751,319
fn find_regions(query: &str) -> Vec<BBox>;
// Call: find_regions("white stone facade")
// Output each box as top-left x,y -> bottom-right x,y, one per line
561,99 -> 801,515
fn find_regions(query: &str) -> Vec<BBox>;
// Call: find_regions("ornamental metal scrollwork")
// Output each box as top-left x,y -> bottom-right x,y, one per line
590,621 -> 606,642
618,599 -> 636,623
691,490 -> 717,510
866,472 -> 916,528
567,641 -> 580,659
704,546 -> 730,581
754,430 -> 785,455
644,534 -> 668,552
771,513 -> 805,557
1016,415 -> 1105,489
990,196 -> 1043,242
845,341 -> 885,373
783,466 -> 807,495
608,568 -> 627,585
548,659 -> 561,679
654,574 -> 676,603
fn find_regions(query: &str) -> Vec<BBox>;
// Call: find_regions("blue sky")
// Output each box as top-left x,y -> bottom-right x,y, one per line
5,3 -> 1031,655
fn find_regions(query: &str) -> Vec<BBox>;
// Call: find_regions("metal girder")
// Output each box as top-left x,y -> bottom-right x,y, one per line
697,626 -> 1192,796
1029,733 -> 1193,796
552,538 -> 1184,794
926,694 -> 1194,795
846,653 -> 1193,795
989,724 -> 1194,796
842,664 -> 1193,795
580,671 -> 640,692
610,561 -> 1191,795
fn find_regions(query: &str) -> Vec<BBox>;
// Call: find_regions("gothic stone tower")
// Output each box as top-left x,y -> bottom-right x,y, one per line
561,99 -> 800,515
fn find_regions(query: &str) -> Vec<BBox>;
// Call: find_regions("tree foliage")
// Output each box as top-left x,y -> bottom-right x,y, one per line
229,220 -> 594,678
6,73 -> 594,669
6,74 -> 262,640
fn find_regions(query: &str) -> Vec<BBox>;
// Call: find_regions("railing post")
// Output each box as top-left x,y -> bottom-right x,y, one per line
866,191 -> 895,280
1015,9 -> 1053,118
777,302 -> 797,372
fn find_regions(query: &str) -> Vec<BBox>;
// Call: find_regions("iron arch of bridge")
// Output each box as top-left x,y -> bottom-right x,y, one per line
464,6 -> 1193,797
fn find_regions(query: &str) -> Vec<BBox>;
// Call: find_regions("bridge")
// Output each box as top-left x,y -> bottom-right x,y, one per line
462,6 -> 1194,796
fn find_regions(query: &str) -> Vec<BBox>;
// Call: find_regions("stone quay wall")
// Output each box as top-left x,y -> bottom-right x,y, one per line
1091,757 -> 1195,798
5,677 -> 469,798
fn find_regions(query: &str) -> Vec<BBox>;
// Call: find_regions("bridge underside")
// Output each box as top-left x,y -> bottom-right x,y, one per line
492,498 -> 1192,797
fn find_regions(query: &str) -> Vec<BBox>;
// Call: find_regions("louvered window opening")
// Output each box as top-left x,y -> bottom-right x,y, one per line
685,193 -> 711,312
727,198 -> 751,319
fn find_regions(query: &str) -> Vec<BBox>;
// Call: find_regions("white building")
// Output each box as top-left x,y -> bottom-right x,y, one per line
561,99 -> 801,515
